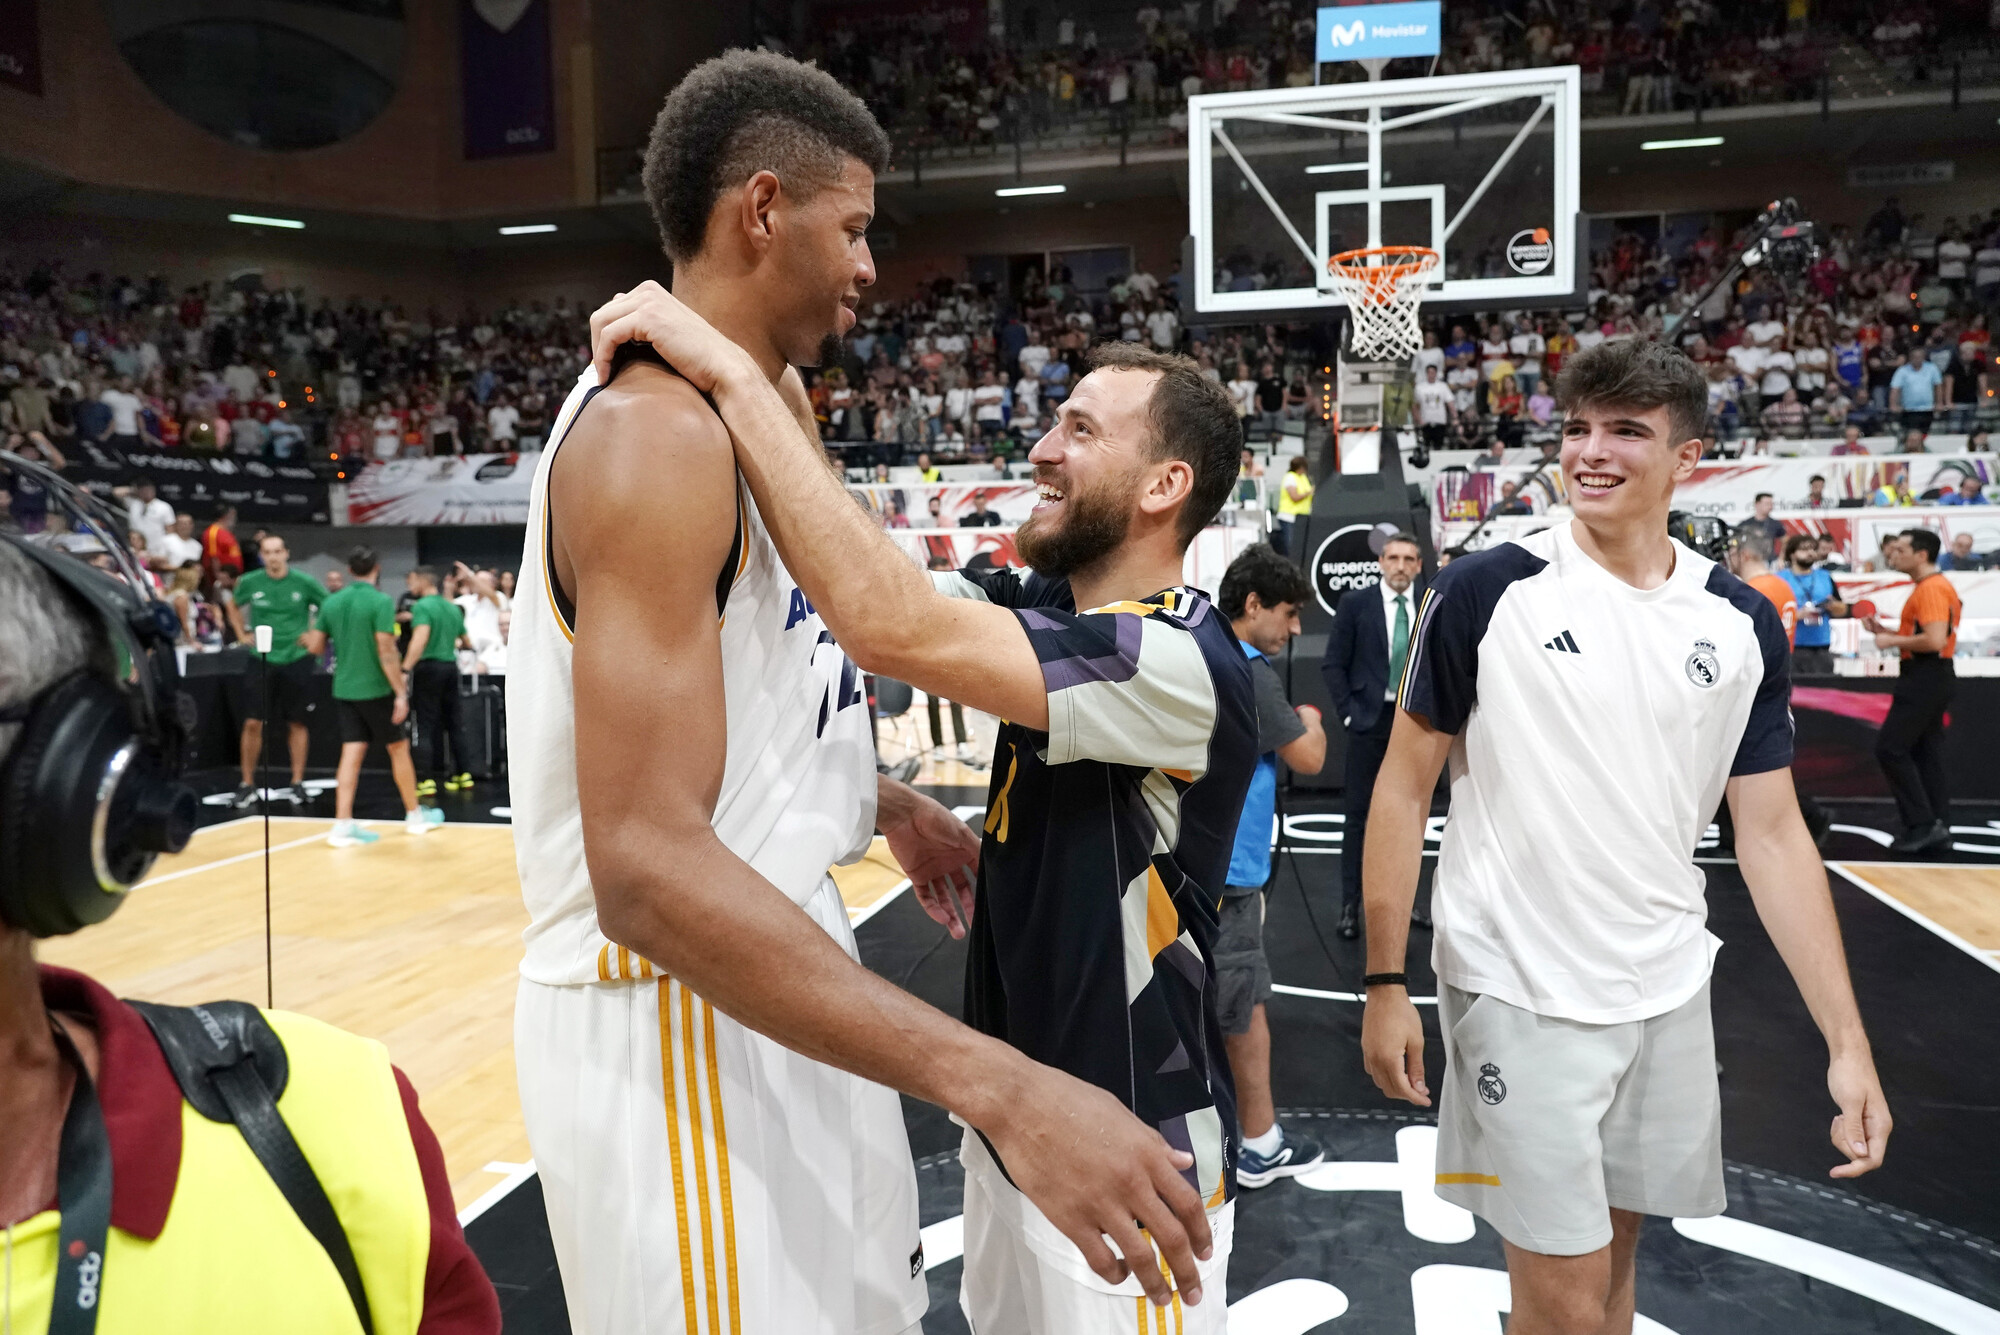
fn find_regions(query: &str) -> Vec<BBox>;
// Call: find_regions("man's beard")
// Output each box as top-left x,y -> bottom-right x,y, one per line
813,333 -> 846,369
1015,474 -> 1135,578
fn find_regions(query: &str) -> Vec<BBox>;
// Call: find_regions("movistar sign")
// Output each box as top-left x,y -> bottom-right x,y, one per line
1315,2 -> 1443,61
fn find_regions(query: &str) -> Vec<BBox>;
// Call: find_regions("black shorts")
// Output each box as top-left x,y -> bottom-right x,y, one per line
241,656 -> 318,727
336,696 -> 408,748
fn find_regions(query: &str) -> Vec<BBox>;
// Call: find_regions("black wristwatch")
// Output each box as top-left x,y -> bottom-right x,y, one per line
1363,972 -> 1409,988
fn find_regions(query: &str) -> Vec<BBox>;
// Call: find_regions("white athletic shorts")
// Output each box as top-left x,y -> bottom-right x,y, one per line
1434,979 -> 1726,1256
958,1127 -> 1233,1335
516,878 -> 928,1335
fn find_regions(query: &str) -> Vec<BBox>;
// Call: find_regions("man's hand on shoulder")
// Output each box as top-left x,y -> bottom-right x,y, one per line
590,281 -> 761,395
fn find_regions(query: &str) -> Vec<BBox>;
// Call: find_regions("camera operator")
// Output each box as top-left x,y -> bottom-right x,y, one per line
0,487 -> 498,1331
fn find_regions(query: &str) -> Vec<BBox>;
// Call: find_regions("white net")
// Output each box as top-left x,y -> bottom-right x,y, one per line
1325,246 -> 1440,362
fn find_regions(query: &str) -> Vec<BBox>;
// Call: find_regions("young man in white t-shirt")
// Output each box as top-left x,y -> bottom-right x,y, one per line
1413,363 -> 1456,452
1362,339 -> 1890,1335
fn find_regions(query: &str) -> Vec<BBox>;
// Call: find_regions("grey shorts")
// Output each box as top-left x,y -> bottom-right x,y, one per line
1213,891 -> 1271,1036
1434,980 -> 1725,1256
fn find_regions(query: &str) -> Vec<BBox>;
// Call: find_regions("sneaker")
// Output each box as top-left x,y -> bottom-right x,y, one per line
444,773 -> 474,792
232,783 -> 258,810
279,784 -> 305,809
1236,1127 -> 1326,1189
406,807 -> 446,835
415,779 -> 438,797
327,821 -> 380,848
1890,820 -> 1951,855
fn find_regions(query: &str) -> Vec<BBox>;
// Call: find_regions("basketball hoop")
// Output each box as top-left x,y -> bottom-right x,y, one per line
1325,245 -> 1440,362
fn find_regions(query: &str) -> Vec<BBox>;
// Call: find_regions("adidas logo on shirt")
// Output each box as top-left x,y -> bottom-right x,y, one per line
1543,630 -> 1581,654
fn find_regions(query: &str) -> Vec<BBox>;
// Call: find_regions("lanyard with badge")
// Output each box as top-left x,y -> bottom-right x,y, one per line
41,1017 -> 110,1335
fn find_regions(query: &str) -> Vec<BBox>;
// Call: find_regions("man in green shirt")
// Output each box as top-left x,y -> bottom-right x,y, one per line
313,546 -> 443,847
230,534 -> 327,809
401,565 -> 474,796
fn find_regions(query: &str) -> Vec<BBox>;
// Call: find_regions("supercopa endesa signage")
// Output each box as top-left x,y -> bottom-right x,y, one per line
1312,522 -> 1398,615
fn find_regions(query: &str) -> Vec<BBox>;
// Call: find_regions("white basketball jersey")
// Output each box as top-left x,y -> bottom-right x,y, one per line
509,365 -> 878,986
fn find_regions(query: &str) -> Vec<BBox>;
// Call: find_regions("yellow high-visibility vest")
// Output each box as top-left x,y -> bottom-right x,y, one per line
4,1010 -> 431,1334
1277,471 -> 1315,518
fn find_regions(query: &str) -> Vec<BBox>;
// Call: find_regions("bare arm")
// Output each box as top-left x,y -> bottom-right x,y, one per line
556,371 -> 1213,1303
1867,617 -> 1948,654
1275,704 -> 1326,775
374,630 -> 407,723
403,623 -> 432,671
591,284 -> 1051,729
1359,708 -> 1454,1107
1727,768 -> 1890,1176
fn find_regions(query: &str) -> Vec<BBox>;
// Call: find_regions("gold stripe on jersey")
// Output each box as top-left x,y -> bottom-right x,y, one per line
659,982 -> 702,1332
984,744 -> 1019,844
682,984 -> 723,1335
703,999 -> 742,1333
1143,865 -> 1180,960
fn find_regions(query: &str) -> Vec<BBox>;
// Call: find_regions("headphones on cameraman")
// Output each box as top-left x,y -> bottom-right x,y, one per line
0,450 -> 198,938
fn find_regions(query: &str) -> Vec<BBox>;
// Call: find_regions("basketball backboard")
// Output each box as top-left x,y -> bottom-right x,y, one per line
1187,68 -> 1582,320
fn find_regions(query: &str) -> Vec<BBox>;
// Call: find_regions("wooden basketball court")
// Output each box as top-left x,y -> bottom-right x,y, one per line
36,814 -> 921,1212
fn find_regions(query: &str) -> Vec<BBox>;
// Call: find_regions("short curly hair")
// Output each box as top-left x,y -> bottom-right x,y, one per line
1218,543 -> 1310,620
642,50 -> 892,265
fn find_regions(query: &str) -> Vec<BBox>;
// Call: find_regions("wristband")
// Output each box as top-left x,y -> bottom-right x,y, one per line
1363,972 -> 1408,988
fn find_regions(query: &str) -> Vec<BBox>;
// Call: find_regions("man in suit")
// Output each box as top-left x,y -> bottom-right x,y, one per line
1322,531 -> 1426,938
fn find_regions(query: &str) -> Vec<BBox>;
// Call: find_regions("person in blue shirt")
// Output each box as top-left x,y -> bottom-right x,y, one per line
1217,544 -> 1328,1189
1888,345 -> 1945,435
1938,474 -> 1990,506
1778,533 -> 1847,675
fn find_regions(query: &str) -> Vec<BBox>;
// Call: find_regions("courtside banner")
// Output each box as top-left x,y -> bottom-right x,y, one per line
1433,454 -> 1996,526
347,453 -> 534,525
1316,2 -> 1442,63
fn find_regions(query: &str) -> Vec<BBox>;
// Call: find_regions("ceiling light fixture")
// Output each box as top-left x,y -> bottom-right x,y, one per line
994,184 -> 1066,197
498,223 -> 558,235
1305,162 -> 1369,174
228,213 -> 304,229
1640,136 -> 1724,150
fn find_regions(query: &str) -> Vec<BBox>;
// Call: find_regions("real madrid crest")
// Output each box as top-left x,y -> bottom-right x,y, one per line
1477,1062 -> 1506,1104
1684,637 -> 1721,688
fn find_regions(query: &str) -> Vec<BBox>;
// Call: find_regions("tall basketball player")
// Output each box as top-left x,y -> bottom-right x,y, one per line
509,52 -> 1217,1335
589,304 -> 1257,1328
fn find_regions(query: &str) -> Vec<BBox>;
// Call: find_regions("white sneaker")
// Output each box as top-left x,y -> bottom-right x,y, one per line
327,821 -> 379,848
405,807 -> 445,835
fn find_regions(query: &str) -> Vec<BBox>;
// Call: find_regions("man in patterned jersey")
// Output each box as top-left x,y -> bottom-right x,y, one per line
593,287 -> 1255,1331
1361,339 -> 1890,1335
529,52 -> 1231,1335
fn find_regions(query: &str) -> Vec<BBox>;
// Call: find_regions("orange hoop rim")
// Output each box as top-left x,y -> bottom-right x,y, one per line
1326,245 -> 1440,283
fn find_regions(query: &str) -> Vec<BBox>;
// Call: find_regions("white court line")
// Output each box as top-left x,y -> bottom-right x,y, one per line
1673,1215 -> 2000,1333
848,879 -> 912,930
457,1160 -> 539,1227
1272,982 -> 1437,1005
135,831 -> 336,889
1827,862 -> 2000,976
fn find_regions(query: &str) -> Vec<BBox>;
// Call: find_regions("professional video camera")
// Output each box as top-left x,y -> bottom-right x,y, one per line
1667,510 -> 1731,563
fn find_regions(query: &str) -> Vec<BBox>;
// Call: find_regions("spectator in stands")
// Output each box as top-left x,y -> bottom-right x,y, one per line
1273,455 -> 1312,556
155,512 -> 203,573
114,476 -> 174,553
1889,345 -> 1943,436
959,493 -> 1002,527
1739,493 -> 1786,561
1489,479 -> 1532,517
1832,423 -> 1871,456
1940,474 -> 1990,506
1414,364 -> 1455,453
0,432 -> 63,533
452,563 -> 510,675
1804,474 -> 1829,510
1871,467 -> 1916,507
99,375 -> 151,451
1939,531 -> 1984,570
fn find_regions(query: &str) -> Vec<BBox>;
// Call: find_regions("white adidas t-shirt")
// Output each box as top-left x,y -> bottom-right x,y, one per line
1399,522 -> 1792,1024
